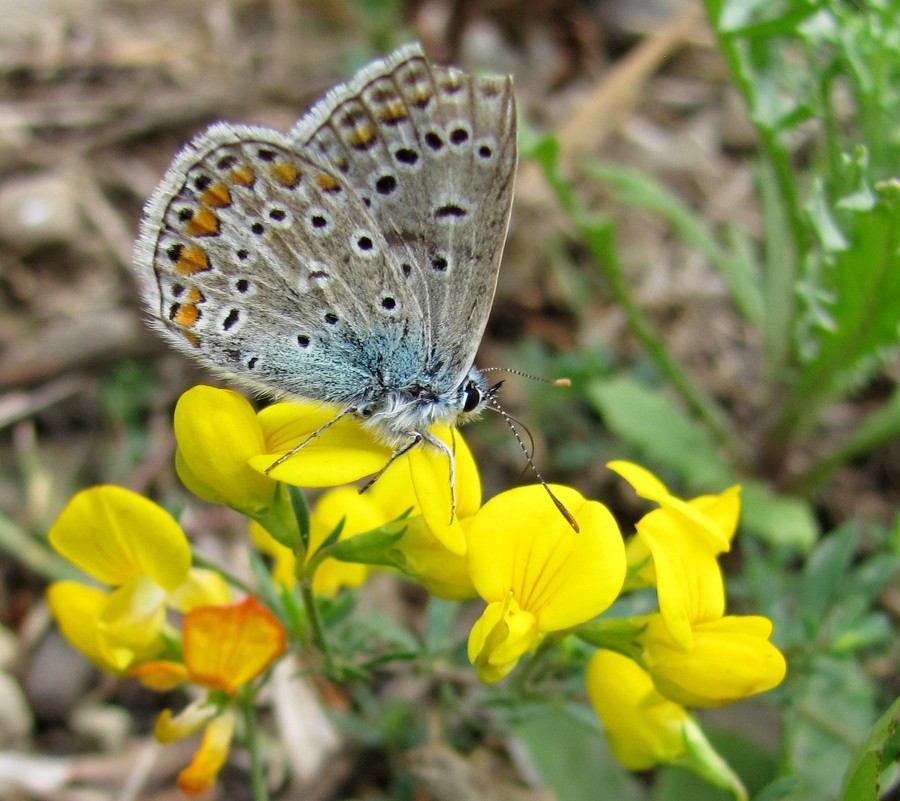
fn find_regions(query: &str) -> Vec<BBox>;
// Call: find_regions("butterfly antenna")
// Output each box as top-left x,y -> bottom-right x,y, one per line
487,394 -> 580,532
481,367 -> 572,388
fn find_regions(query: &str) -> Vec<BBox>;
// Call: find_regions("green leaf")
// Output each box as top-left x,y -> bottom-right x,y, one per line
795,177 -> 900,404
839,695 -> 900,801
752,776 -> 802,801
328,518 -> 408,567
739,481 -> 818,550
576,618 -> 646,659
588,376 -> 733,489
797,523 -> 857,624
783,655 -> 877,801
511,704 -> 643,801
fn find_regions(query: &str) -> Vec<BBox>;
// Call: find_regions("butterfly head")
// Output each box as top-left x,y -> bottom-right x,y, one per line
355,368 -> 493,446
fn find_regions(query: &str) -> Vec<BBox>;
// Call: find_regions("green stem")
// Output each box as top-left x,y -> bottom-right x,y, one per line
511,636 -> 556,694
540,151 -> 745,465
299,578 -> 335,675
239,688 -> 269,801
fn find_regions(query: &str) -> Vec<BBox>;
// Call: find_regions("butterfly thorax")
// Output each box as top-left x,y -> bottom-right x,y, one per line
358,367 -> 489,447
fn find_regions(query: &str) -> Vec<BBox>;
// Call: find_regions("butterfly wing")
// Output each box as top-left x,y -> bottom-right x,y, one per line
134,124 -> 427,408
291,44 -> 517,393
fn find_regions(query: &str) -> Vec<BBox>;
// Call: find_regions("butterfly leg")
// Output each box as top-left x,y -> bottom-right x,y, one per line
264,407 -> 356,474
358,431 -> 423,494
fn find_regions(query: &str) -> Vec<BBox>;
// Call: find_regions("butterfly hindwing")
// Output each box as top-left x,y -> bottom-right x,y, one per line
291,44 -> 517,391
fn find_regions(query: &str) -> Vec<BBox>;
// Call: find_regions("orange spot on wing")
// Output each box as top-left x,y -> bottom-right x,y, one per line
182,331 -> 200,347
173,304 -> 201,328
185,287 -> 205,304
186,208 -> 220,237
379,102 -> 408,123
270,162 -> 301,187
229,164 -> 255,186
174,246 -> 211,275
314,173 -> 340,192
348,125 -> 376,148
200,182 -> 232,208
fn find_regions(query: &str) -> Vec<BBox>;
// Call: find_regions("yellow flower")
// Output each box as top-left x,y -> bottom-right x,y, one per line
586,649 -> 690,770
251,422 -> 483,598
607,463 -> 786,706
364,423 -> 481,593
466,485 -> 625,682
174,386 -> 279,514
640,613 -> 787,707
132,596 -> 286,796
46,485 -> 221,673
587,650 -> 749,798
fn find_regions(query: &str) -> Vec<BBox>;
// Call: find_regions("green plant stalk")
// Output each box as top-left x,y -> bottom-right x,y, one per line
298,575 -> 335,674
539,150 -> 745,464
239,688 -> 270,801
511,635 -> 557,694
794,385 -> 900,495
703,4 -> 809,384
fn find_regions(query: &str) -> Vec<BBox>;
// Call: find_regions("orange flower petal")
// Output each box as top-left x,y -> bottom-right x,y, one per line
182,597 -> 286,694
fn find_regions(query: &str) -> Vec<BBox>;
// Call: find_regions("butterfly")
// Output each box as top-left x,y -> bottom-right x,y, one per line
134,44 -> 516,493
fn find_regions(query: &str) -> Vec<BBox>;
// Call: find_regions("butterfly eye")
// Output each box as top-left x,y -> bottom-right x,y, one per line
462,382 -> 482,413
359,406 -> 375,418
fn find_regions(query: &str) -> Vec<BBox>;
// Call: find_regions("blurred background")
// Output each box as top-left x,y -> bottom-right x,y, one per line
0,0 -> 898,799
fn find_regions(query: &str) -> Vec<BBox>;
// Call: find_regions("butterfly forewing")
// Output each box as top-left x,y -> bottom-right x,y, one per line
291,44 -> 517,391
135,125 -> 426,406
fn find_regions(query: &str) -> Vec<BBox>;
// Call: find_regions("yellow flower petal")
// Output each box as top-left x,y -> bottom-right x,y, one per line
690,486 -> 741,544
252,402 -> 391,486
467,485 -> 625,631
96,575 -> 168,671
183,597 -> 286,694
404,425 -> 480,556
636,507 -> 726,649
48,485 -> 191,590
177,711 -> 235,796
607,462 -> 731,552
174,386 -> 277,513
47,581 -> 123,673
586,650 -> 689,770
607,461 -> 671,499
467,596 -> 540,683
391,517 -> 477,600
642,614 -> 787,707
168,568 -> 232,613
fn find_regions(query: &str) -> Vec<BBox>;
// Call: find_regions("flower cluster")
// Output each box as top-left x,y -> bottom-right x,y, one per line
46,386 -> 786,797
